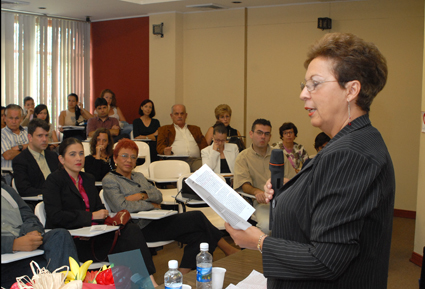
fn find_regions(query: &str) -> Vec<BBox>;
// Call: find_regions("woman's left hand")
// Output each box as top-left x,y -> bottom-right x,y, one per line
225,222 -> 265,250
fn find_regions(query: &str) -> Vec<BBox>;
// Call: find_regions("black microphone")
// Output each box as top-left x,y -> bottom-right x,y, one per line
269,149 -> 284,230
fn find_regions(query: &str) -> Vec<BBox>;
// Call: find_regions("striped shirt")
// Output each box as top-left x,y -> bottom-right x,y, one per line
1,126 -> 29,168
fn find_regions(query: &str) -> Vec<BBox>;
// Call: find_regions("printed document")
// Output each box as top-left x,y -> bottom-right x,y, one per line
185,164 -> 255,230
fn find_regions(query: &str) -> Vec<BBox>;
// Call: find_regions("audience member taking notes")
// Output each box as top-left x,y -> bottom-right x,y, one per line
1,179 -> 78,289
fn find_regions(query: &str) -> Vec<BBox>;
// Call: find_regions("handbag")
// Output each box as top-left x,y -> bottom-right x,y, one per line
91,209 -> 131,262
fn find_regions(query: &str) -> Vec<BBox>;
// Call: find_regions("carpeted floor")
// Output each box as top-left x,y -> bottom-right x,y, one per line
152,217 -> 422,287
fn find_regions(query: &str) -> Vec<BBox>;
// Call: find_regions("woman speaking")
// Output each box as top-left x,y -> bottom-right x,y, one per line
226,33 -> 395,289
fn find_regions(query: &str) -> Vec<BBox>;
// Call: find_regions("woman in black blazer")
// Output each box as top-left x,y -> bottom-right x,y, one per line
43,137 -> 158,286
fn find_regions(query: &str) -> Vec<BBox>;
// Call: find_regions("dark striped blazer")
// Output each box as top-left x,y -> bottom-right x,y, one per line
263,114 -> 395,289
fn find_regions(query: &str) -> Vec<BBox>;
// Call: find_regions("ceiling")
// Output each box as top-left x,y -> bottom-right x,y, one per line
1,0 -> 353,21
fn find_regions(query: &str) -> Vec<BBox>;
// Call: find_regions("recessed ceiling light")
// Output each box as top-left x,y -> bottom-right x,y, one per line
232,1 -> 242,3
38,7 -> 46,9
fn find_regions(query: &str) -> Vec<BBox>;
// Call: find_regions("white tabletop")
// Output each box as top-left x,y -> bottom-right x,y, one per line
68,225 -> 119,237
130,209 -> 177,219
175,196 -> 206,206
48,142 -> 61,145
157,154 -> 189,158
2,249 -> 44,264
21,195 -> 43,201
2,167 -> 13,172
132,138 -> 152,142
148,177 -> 179,183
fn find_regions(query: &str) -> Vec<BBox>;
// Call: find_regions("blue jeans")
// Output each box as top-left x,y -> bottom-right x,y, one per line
120,121 -> 133,136
1,229 -> 79,289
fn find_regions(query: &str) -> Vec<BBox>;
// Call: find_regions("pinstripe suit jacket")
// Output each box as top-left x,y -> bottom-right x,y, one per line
263,114 -> 395,289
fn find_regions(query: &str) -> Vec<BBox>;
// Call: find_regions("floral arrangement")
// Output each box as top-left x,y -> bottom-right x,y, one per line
9,258 -> 115,289
61,257 -> 115,286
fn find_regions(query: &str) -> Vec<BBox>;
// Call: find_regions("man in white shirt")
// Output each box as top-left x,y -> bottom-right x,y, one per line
1,105 -> 29,184
157,104 -> 208,171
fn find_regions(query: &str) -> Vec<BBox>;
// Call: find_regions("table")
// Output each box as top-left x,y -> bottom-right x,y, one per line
2,250 -> 44,264
156,249 -> 263,289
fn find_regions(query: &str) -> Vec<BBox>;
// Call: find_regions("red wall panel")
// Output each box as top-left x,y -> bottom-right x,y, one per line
91,17 -> 149,124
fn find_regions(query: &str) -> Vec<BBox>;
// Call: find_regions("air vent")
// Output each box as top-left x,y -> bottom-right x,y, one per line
186,3 -> 225,9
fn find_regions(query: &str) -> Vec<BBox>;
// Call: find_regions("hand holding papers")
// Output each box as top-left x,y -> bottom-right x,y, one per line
185,165 -> 255,230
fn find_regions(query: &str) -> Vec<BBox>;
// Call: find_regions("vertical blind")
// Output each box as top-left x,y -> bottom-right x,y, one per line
1,12 -> 90,129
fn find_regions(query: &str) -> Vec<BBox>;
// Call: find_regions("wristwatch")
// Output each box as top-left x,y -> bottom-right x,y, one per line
18,144 -> 23,151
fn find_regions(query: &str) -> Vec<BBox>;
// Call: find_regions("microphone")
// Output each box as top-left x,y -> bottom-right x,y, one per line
269,149 -> 284,230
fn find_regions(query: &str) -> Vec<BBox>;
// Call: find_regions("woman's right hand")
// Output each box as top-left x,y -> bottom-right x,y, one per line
92,209 -> 109,220
95,144 -> 105,156
264,178 -> 274,204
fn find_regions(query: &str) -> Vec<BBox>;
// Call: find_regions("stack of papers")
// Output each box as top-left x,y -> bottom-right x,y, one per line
225,270 -> 267,289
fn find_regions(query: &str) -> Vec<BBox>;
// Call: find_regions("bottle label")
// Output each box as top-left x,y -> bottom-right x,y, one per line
196,266 -> 212,282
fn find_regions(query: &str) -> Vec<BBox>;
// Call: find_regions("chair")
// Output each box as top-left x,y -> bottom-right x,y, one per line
175,173 -> 226,230
133,141 -> 150,178
34,202 -> 108,269
82,141 -> 91,157
148,160 -> 191,205
99,190 -> 174,249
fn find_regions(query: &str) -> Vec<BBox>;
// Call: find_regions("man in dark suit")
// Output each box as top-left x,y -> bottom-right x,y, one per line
12,118 -> 59,198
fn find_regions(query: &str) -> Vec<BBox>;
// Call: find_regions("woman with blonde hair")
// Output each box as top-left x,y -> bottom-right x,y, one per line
205,104 -> 245,151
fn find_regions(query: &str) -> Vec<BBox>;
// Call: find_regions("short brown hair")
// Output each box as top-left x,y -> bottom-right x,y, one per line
214,104 -> 232,120
304,33 -> 387,112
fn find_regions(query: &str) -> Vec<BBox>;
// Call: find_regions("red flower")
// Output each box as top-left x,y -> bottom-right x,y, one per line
96,268 -> 114,285
84,270 -> 99,283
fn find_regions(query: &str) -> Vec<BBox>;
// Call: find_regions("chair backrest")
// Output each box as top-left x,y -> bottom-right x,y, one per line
133,141 -> 151,178
99,189 -> 112,212
149,160 -> 191,180
34,202 -> 46,226
82,141 -> 91,157
177,173 -> 226,192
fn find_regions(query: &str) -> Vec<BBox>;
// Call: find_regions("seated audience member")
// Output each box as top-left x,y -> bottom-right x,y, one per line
302,132 -> 331,168
201,122 -> 239,174
157,104 -> 208,171
1,106 -> 6,129
271,122 -> 309,173
102,139 -> 239,274
33,104 -> 59,151
133,99 -> 160,162
233,119 -> 296,234
1,105 -> 29,183
84,128 -> 115,182
96,89 -> 133,135
59,93 -> 92,140
87,98 -> 129,143
205,104 -> 245,151
12,119 -> 59,198
1,179 -> 79,289
20,96 -> 35,127
42,138 -> 158,286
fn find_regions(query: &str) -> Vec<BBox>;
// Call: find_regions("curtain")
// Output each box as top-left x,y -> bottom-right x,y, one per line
0,12 -> 90,129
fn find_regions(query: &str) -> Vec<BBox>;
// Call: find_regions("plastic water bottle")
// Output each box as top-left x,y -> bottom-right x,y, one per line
164,260 -> 183,289
196,242 -> 212,289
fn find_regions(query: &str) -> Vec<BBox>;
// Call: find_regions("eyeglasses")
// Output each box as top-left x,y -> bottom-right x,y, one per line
254,130 -> 271,137
300,79 -> 338,92
282,131 -> 294,136
119,154 -> 137,160
213,138 -> 226,143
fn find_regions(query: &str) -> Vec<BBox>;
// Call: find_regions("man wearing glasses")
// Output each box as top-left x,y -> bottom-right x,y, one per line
234,119 -> 292,234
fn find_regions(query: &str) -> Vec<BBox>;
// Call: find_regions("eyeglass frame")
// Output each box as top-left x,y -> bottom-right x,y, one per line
118,153 -> 137,160
253,130 -> 271,137
300,79 -> 339,92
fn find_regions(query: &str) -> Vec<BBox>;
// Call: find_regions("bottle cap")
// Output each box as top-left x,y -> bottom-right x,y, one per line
200,242 -> 209,251
168,260 -> 178,269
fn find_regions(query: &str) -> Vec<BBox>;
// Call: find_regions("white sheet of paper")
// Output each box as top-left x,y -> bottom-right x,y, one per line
186,164 -> 255,230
